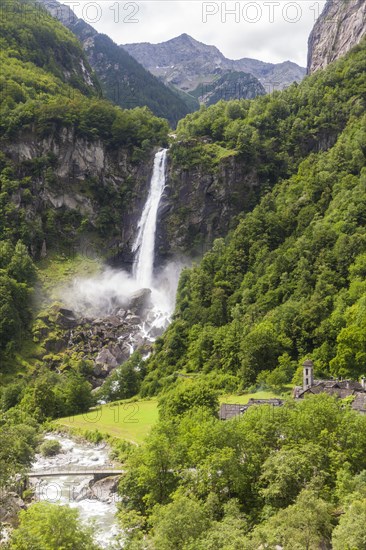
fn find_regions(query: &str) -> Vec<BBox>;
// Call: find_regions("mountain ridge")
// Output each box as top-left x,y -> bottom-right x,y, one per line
122,33 -> 306,92
38,0 -> 193,125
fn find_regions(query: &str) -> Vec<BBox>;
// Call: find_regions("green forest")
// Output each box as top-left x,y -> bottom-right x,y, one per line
118,393 -> 366,549
0,0 -> 366,547
142,39 -> 366,395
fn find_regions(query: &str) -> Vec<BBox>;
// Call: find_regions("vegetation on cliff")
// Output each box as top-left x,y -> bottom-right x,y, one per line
142,39 -> 366,394
0,0 -> 169,261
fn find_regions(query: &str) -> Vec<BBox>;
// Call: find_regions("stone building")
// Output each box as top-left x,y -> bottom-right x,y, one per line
294,360 -> 366,414
219,398 -> 284,420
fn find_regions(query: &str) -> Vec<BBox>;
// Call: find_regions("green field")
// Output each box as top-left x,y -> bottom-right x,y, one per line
55,389 -> 287,444
221,390 -> 287,404
56,399 -> 159,444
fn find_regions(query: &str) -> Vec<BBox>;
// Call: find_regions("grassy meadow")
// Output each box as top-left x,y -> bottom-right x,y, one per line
55,389 -> 288,444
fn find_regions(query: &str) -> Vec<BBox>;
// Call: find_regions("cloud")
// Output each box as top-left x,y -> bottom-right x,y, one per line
69,0 -> 326,66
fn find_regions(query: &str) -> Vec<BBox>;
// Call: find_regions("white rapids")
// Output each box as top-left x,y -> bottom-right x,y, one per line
29,434 -> 122,549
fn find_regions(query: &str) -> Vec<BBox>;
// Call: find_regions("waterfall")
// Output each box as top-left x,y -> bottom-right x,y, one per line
61,146 -> 183,342
132,148 -> 168,288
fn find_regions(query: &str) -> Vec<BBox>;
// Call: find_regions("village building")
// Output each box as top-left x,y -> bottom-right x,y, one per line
219,398 -> 284,420
220,360 -> 366,420
294,360 -> 366,414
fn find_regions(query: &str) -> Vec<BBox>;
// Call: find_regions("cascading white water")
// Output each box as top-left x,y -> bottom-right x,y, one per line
132,149 -> 168,288
61,146 -> 185,341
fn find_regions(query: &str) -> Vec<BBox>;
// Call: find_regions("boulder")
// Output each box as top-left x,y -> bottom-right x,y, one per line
106,343 -> 130,364
44,336 -> 68,353
95,348 -> 118,368
125,314 -> 141,325
0,492 -> 26,526
115,308 -> 127,319
128,288 -> 152,315
76,476 -> 120,503
56,308 -> 78,329
56,314 -> 78,329
59,308 -> 75,317
103,315 -> 124,328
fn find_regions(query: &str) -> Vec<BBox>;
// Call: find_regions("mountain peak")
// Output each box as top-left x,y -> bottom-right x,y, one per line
167,33 -> 212,49
176,33 -> 192,40
123,35 -> 306,93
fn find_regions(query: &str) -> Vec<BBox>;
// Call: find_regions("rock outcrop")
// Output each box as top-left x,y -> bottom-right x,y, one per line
307,0 -> 366,74
4,128 -> 265,267
128,289 -> 152,316
156,148 -> 261,260
0,492 -> 25,526
77,476 -> 120,503
4,127 -> 155,262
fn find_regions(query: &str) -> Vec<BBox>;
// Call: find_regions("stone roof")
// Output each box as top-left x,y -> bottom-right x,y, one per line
326,388 -> 355,399
338,380 -> 364,391
219,399 -> 284,420
219,404 -> 248,420
352,392 -> 366,413
297,379 -> 364,399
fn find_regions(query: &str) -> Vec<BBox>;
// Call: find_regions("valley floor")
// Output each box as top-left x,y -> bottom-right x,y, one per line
55,390 -> 285,443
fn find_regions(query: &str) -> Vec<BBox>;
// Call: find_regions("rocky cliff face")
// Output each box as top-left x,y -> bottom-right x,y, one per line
122,33 -> 306,93
156,148 -> 260,261
307,0 -> 366,73
3,125 -> 256,269
4,127 -> 155,263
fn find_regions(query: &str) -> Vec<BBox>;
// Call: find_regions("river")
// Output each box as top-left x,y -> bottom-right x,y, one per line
29,433 -> 122,549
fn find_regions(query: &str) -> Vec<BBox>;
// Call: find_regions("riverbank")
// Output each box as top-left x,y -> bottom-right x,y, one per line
29,433 -> 123,548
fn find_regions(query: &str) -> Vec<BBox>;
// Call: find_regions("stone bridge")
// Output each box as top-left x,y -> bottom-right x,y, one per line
28,466 -> 125,483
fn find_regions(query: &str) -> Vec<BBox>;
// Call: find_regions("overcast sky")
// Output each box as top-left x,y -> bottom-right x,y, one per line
69,0 -> 327,66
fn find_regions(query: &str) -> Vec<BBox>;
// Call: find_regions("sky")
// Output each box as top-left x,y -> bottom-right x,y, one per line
70,0 -> 327,66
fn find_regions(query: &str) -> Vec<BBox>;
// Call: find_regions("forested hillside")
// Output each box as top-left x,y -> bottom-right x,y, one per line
1,0 -> 366,546
115,38 -> 366,549
119,394 -> 366,549
0,0 -> 168,377
141,39 -> 366,395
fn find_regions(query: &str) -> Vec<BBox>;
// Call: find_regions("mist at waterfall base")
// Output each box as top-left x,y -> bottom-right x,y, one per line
62,259 -> 185,336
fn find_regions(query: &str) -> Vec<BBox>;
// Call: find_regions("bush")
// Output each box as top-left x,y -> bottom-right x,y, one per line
40,439 -> 62,457
9,502 -> 100,550
158,380 -> 219,419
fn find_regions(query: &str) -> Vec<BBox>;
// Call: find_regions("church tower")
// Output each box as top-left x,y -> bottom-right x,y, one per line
303,359 -> 314,390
